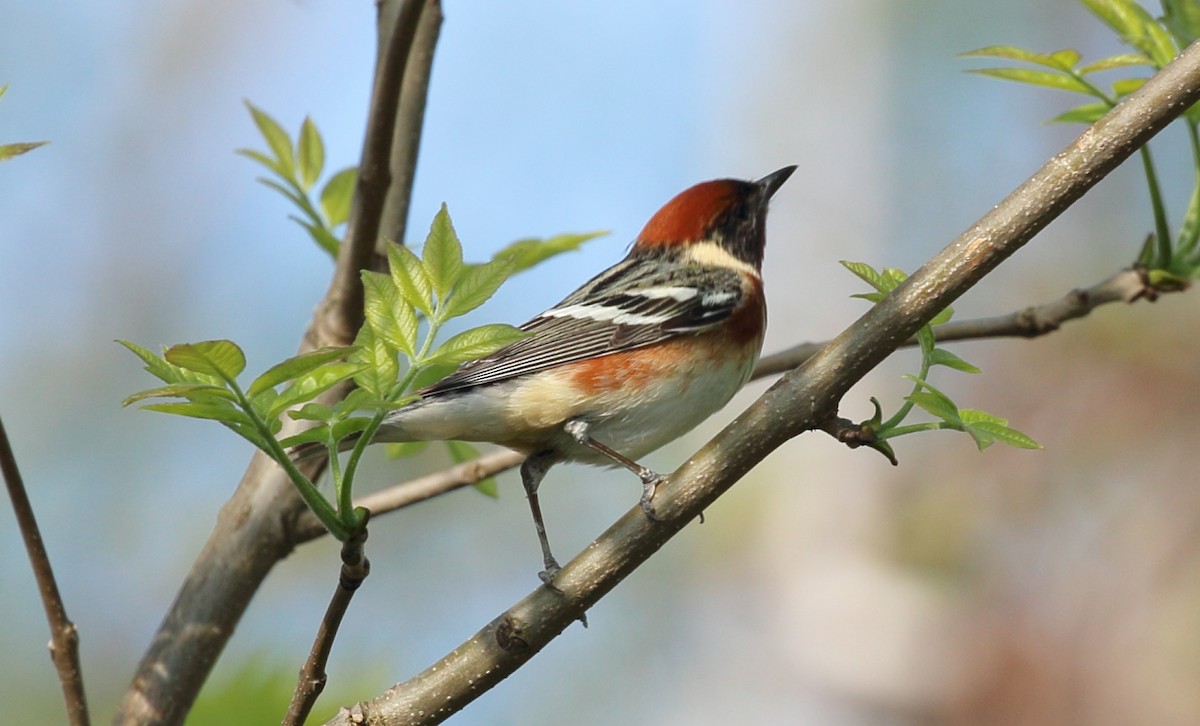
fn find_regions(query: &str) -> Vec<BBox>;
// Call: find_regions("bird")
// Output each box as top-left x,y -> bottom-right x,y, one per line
334,166 -> 793,582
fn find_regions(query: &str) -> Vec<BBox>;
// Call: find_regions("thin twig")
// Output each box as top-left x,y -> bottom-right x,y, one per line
283,530 -> 372,726
753,266 -> 1155,376
293,448 -> 524,545
1,417 -> 90,726
288,267 -> 1158,540
324,37 -> 1200,726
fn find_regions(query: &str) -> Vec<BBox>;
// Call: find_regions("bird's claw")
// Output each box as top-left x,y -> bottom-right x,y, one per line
538,559 -> 562,590
639,472 -> 665,522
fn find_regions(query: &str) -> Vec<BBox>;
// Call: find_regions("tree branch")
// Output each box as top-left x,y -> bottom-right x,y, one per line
283,530 -> 372,726
324,39 -> 1200,726
288,266 -> 1160,542
753,265 -> 1157,377
1,417 -> 90,726
114,3 -> 443,723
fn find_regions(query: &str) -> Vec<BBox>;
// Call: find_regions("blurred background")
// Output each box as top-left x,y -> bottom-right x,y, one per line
4,1 -> 1200,724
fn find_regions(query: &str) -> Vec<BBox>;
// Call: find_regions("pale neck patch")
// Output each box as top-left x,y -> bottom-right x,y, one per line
682,240 -> 760,278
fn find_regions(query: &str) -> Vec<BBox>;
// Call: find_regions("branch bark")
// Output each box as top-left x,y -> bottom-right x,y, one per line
754,265 -> 1157,377
324,39 -> 1200,725
2,417 -> 90,726
287,266 -> 1160,543
113,3 -> 443,724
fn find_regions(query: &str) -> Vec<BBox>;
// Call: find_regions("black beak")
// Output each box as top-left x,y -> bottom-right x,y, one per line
756,165 -> 797,199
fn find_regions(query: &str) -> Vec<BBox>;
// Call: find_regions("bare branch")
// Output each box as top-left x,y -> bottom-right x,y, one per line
293,448 -> 524,545
283,531 -> 372,726
1,417 -> 90,726
313,0 -> 438,347
753,266 -> 1157,377
289,267 -> 1159,541
324,39 -> 1200,726
379,0 -> 441,249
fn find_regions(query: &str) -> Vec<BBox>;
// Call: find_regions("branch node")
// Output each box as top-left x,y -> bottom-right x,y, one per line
495,615 -> 529,652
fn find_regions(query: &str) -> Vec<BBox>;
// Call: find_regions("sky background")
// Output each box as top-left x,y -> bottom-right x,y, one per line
4,1 -> 1200,724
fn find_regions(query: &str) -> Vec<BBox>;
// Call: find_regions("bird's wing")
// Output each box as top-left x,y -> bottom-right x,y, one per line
419,259 -> 747,395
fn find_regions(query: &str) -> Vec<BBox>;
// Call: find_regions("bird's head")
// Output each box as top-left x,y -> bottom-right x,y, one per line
633,166 -> 796,269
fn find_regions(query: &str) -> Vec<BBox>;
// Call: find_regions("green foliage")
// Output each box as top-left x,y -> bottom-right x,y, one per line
124,198 -> 603,539
961,0 -> 1200,281
238,102 -> 357,257
0,85 -> 48,161
840,262 -> 1041,464
188,657 -> 380,726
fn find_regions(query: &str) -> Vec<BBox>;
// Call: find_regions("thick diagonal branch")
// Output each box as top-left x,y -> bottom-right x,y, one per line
325,39 -> 1200,726
288,267 -> 1157,539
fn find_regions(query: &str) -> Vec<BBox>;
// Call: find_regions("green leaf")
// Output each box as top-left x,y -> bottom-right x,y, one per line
916,325 -> 935,359
268,362 -> 363,420
839,260 -> 887,293
1163,0 -> 1200,46
1176,176 -> 1200,258
236,148 -> 289,180
165,340 -> 247,382
907,391 -> 962,425
244,101 -> 295,177
960,46 -> 1083,71
122,383 -> 235,407
957,410 -> 1043,451
331,416 -> 372,442
298,219 -> 341,258
425,324 -> 529,367
447,440 -> 498,498
903,376 -> 962,424
1078,52 -> 1154,74
1112,77 -> 1146,97
1081,0 -> 1178,67
332,388 -> 372,417
966,67 -> 1096,96
1050,102 -> 1111,124
960,45 -> 1048,64
929,347 -> 981,373
386,440 -> 429,459
258,177 -> 307,211
409,361 -> 459,392
279,425 -> 331,449
119,340 -> 187,384
142,400 -> 251,426
288,402 -> 334,422
362,271 -> 419,357
351,325 -> 399,399
880,267 -> 908,292
422,204 -> 464,302
442,257 -> 517,320
296,116 -> 324,191
320,167 -> 357,227
494,231 -> 607,273
929,304 -> 955,326
248,347 -> 352,397
0,140 -> 48,161
387,242 -> 435,316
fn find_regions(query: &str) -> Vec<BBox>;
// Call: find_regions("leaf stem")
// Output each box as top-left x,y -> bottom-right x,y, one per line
228,378 -> 349,540
1138,144 -> 1174,266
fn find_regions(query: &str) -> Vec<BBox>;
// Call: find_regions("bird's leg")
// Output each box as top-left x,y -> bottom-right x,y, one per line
563,419 -> 664,521
521,454 -> 562,585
